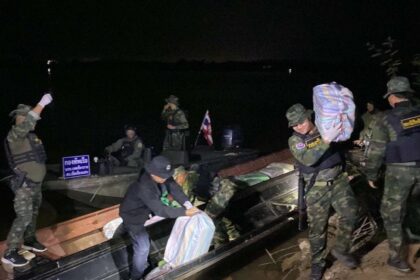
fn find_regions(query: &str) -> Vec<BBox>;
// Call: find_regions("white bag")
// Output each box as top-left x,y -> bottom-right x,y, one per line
313,82 -> 356,142
164,212 -> 215,267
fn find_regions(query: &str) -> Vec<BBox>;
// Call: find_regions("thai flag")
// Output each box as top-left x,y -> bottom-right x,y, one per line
201,110 -> 213,146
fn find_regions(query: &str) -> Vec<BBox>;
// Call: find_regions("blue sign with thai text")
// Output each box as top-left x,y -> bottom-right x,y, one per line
62,155 -> 91,179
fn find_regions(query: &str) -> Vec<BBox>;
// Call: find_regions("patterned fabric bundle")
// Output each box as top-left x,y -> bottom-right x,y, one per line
313,82 -> 355,142
164,212 -> 215,267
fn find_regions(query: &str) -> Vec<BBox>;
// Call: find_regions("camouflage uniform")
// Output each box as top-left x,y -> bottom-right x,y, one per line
174,166 -> 239,246
173,166 -> 199,201
287,104 -> 358,268
161,95 -> 189,151
365,97 -> 420,260
5,108 -> 46,252
359,110 -> 384,142
205,178 -> 240,246
105,136 -> 144,168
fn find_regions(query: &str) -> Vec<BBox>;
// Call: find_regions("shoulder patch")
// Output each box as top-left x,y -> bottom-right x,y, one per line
295,142 -> 305,150
401,114 -> 420,129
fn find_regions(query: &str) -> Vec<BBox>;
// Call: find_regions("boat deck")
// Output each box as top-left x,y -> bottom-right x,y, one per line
1,149 -> 295,279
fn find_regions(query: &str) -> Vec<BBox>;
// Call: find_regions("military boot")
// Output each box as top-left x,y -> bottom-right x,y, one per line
1,249 -> 29,267
331,248 -> 358,269
387,257 -> 412,273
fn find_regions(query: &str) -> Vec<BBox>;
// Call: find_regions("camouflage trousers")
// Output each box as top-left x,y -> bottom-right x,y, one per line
381,165 -> 420,260
306,173 -> 358,267
212,217 -> 240,247
205,178 -> 240,246
6,182 -> 42,252
163,130 -> 187,151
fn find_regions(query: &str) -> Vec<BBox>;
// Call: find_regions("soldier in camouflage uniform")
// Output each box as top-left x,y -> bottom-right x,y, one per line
161,95 -> 189,151
2,93 -> 53,267
105,125 -> 144,168
286,103 -> 358,280
173,167 -> 240,247
204,177 -> 240,247
354,101 -> 383,146
365,76 -> 420,273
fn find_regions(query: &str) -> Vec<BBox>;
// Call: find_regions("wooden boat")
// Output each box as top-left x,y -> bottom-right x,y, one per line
1,147 -> 383,279
43,148 -> 259,209
0,149 -> 297,280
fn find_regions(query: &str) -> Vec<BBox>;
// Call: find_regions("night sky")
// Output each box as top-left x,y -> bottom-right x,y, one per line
1,1 -> 419,62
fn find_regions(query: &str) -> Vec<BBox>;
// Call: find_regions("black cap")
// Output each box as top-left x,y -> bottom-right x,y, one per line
145,156 -> 174,179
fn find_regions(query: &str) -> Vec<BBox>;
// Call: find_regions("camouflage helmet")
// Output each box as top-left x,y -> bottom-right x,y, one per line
9,104 -> 32,118
286,103 -> 313,127
383,76 -> 414,99
165,95 -> 179,105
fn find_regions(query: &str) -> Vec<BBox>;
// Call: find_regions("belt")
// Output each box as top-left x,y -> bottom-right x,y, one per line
388,162 -> 420,167
313,172 -> 346,187
313,179 -> 334,187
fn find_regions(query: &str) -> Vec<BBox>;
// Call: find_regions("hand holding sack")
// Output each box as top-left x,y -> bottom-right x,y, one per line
313,82 -> 355,142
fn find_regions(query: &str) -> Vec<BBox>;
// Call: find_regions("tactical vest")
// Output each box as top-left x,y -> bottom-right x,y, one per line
167,109 -> 188,129
120,138 -> 136,159
385,106 -> 420,163
4,133 -> 47,169
293,132 -> 342,174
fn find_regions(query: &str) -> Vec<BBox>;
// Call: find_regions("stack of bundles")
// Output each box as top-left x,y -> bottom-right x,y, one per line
313,82 -> 355,142
164,212 -> 215,267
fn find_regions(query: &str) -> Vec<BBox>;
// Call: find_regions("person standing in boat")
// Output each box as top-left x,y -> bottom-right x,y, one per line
119,155 -> 200,280
364,76 -> 420,273
2,93 -> 52,267
161,95 -> 189,151
105,125 -> 144,168
286,103 -> 359,280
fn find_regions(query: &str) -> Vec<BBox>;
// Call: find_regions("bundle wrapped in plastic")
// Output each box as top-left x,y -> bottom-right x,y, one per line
313,82 -> 355,142
163,212 -> 215,267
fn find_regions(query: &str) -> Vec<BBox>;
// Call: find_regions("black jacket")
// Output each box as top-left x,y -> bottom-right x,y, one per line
120,173 -> 189,233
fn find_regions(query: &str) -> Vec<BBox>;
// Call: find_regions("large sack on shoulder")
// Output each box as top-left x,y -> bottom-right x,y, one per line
313,82 -> 355,142
164,212 -> 215,268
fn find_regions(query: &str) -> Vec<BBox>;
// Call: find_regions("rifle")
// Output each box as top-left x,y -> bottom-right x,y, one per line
297,171 -> 308,231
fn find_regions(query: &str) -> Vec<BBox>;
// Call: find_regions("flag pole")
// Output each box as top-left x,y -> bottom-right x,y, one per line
193,110 -> 208,148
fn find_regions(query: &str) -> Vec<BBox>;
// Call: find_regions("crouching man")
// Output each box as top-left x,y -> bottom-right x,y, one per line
119,156 -> 199,280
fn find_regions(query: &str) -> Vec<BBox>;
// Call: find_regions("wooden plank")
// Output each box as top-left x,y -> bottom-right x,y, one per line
0,205 -> 119,257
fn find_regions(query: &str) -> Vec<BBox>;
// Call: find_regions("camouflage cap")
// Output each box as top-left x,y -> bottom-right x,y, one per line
165,95 -> 179,105
286,103 -> 313,127
383,76 -> 414,99
173,166 -> 186,178
9,104 -> 32,118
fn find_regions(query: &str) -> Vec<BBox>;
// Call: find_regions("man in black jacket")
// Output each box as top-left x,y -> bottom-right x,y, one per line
120,156 -> 199,280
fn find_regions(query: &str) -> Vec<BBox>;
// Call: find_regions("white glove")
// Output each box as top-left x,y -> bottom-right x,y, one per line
183,201 -> 193,209
38,93 -> 53,107
322,122 -> 342,143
